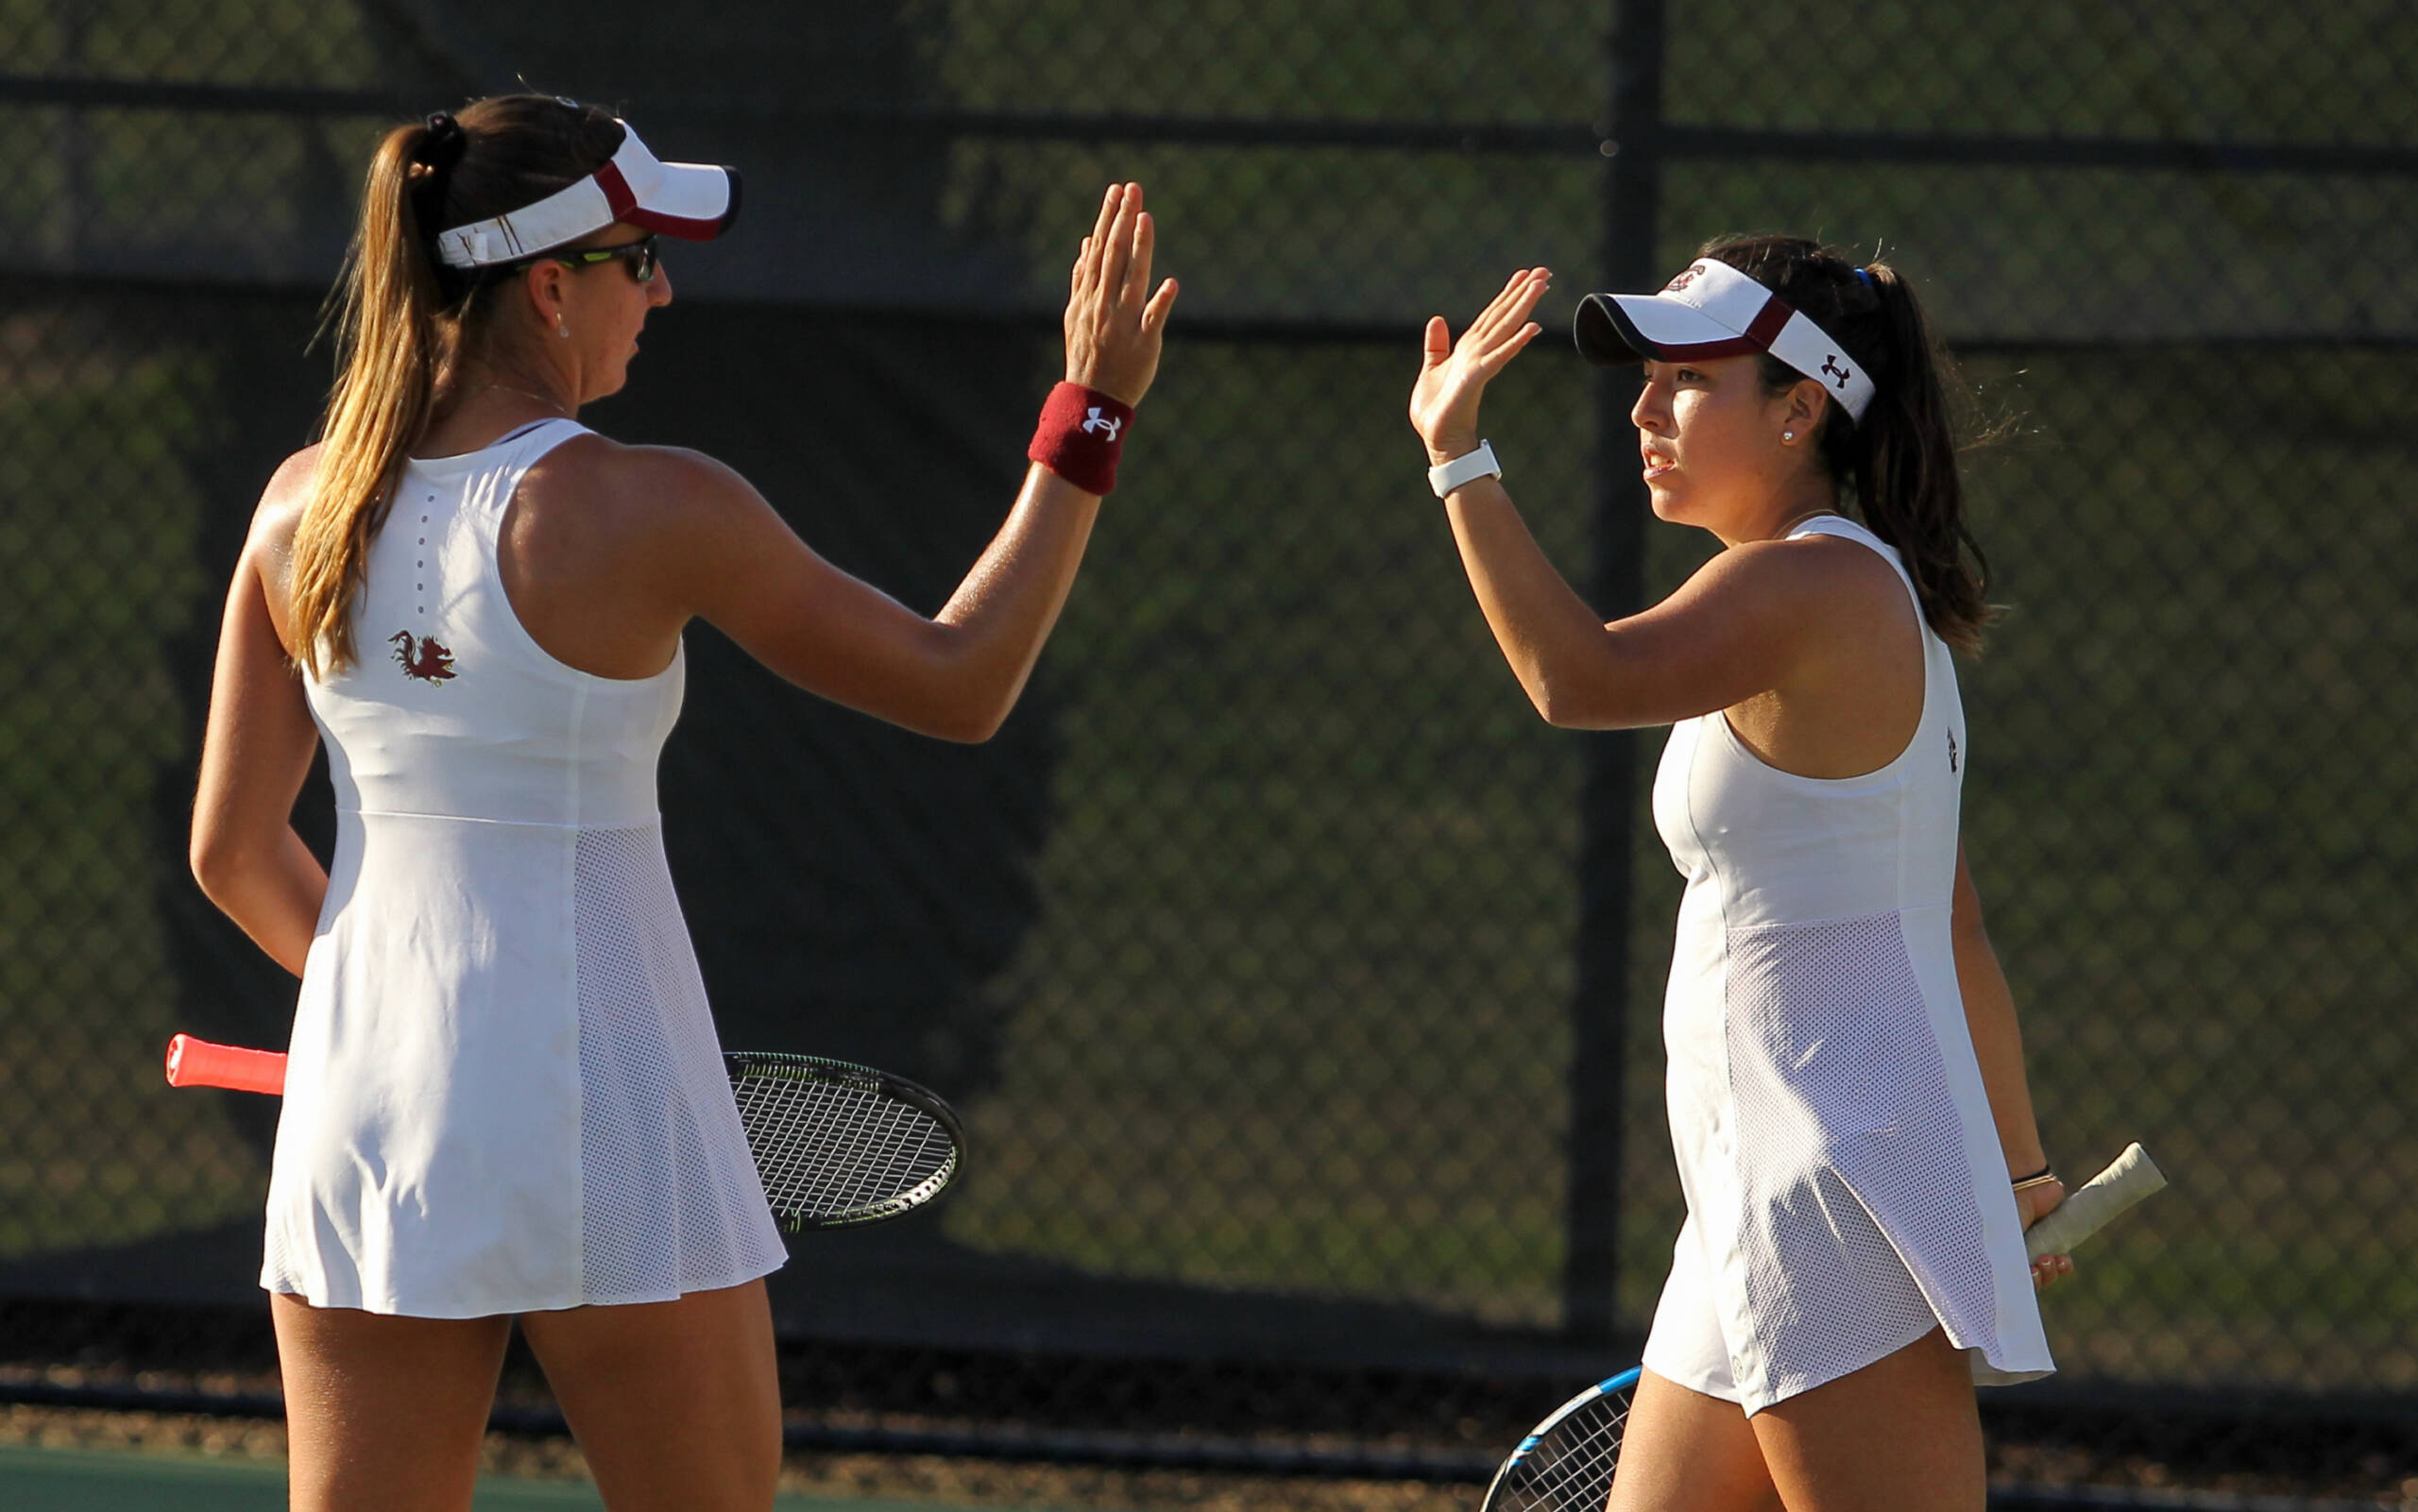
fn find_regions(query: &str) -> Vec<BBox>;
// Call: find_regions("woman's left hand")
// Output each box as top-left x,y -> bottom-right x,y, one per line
1410,267 -> 1550,467
1064,182 -> 1179,408
2018,1177 -> 2076,1291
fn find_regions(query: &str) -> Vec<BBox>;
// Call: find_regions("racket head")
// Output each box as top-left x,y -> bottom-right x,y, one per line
722,1052 -> 964,1231
1481,1367 -> 1643,1512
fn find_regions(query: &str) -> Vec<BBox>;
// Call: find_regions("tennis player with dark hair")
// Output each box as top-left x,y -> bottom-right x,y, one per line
189,94 -> 1174,1511
1410,243 -> 2068,1511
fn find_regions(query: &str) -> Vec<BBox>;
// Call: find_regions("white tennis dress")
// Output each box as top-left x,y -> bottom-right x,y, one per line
1642,514 -> 2052,1412
262,417 -> 788,1317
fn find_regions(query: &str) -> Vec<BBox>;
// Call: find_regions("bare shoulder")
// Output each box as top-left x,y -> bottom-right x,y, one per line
1722,532 -> 1925,695
526,433 -> 751,493
508,435 -> 790,625
1785,531 -> 1920,632
519,434 -> 766,536
1704,531 -> 1916,627
251,445 -> 321,545
245,444 -> 324,591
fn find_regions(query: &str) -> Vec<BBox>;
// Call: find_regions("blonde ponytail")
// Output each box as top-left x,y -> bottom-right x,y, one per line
289,119 -> 456,676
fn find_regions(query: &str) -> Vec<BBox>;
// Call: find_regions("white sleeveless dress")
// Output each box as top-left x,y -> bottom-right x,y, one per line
263,418 -> 788,1317
1641,514 -> 2052,1413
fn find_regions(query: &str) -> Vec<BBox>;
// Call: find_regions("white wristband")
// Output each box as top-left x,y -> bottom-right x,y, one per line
1427,441 -> 1501,499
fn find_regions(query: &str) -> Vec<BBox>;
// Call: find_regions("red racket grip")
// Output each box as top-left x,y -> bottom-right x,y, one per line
165,1034 -> 288,1096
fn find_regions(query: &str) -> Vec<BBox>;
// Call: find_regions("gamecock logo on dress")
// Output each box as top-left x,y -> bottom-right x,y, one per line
389,630 -> 458,684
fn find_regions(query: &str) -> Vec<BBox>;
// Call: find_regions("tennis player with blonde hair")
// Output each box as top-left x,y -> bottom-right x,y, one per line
1410,243 -> 2070,1512
189,93 -> 1174,1511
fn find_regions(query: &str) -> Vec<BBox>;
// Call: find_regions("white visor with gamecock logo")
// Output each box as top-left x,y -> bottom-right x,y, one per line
1575,259 -> 1875,422
433,121 -> 740,271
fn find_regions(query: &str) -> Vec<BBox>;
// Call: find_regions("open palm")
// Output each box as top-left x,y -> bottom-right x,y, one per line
1409,267 -> 1551,466
1065,182 -> 1180,406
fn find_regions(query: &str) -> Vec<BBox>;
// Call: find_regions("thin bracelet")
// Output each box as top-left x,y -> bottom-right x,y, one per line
2010,1164 -> 2059,1192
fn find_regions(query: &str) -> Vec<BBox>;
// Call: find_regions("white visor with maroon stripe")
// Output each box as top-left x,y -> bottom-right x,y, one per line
433,122 -> 739,271
1575,258 -> 1875,422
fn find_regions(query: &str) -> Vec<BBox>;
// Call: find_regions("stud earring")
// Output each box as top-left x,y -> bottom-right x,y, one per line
555,315 -> 570,339
1781,430 -> 1796,442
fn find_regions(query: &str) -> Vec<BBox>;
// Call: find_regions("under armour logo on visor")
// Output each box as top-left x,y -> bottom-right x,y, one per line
1821,355 -> 1852,388
1081,407 -> 1123,442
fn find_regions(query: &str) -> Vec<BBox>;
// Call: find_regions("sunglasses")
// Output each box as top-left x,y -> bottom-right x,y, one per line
526,236 -> 659,283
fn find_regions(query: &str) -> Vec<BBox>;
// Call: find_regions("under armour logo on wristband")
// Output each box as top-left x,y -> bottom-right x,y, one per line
1031,382 -> 1135,496
1821,354 -> 1851,388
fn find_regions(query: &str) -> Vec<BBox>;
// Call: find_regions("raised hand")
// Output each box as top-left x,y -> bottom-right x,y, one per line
1410,267 -> 1551,467
1065,183 -> 1180,407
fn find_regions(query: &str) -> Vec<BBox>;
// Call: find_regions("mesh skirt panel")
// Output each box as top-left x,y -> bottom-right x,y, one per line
572,824 -> 786,1303
1718,910 -> 1997,1402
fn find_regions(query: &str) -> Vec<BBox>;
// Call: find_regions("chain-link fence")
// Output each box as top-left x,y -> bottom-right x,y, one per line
4,0 -> 2416,1502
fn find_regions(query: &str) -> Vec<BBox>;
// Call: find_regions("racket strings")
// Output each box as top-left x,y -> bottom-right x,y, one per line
730,1071 -> 955,1221
1498,1393 -> 1630,1512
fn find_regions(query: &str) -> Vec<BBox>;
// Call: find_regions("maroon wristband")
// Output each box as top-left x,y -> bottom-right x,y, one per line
1028,382 -> 1134,497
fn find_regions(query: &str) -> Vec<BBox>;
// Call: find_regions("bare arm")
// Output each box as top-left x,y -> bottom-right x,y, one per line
655,452 -> 1113,742
1407,268 -> 1840,729
1954,843 -> 2076,1285
666,182 -> 1177,743
1438,488 -> 1844,729
189,467 -> 328,976
1952,843 -> 2047,1180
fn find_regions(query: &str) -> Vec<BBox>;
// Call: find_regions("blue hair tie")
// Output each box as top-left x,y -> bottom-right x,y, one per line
1853,266 -> 1876,290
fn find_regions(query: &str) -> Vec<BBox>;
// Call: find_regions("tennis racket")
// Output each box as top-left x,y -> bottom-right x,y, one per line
1482,1367 -> 1643,1512
163,1033 -> 964,1231
1479,1145 -> 2167,1512
2021,1141 -> 2166,1259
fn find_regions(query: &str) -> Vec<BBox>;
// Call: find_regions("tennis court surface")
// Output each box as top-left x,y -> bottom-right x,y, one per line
0,1442 -> 952,1511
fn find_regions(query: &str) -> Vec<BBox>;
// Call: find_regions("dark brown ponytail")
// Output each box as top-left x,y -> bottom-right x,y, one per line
1702,234 -> 1993,654
291,95 -> 622,675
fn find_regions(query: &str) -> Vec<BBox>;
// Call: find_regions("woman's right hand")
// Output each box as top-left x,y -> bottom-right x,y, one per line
1064,183 -> 1179,407
1410,267 -> 1550,467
